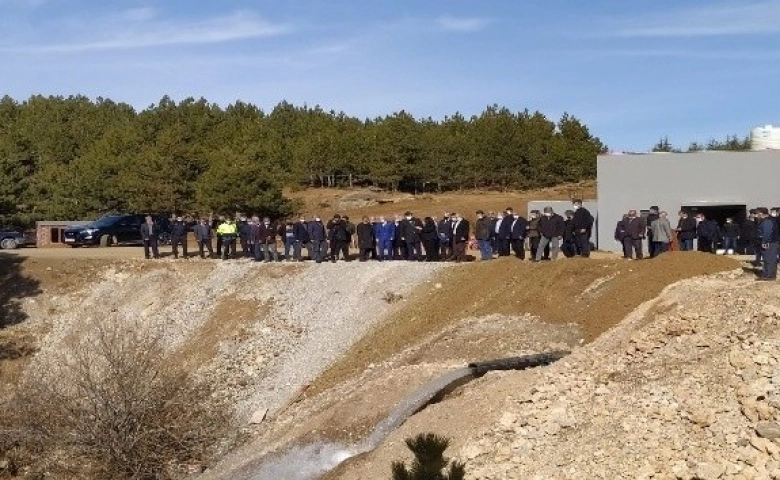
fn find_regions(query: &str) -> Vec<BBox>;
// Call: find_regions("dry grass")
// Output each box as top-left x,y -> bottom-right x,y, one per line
309,252 -> 739,396
0,318 -> 229,479
287,182 -> 596,221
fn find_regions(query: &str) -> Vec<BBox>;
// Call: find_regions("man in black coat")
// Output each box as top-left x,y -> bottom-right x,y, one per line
534,207 -> 565,262
306,216 -> 328,263
644,206 -> 660,258
193,218 -> 214,259
400,211 -> 423,261
571,200 -> 595,258
509,213 -> 527,260
170,215 -> 189,259
437,213 -> 452,260
562,210 -> 577,258
451,213 -> 470,262
676,211 -> 697,251
238,215 -> 251,257
356,216 -> 376,261
293,217 -> 310,261
327,214 -> 350,262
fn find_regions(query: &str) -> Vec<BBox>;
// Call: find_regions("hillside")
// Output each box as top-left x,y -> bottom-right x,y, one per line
0,247 -> 756,479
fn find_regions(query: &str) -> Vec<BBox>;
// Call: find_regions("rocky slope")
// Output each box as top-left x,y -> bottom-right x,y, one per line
330,268 -> 780,479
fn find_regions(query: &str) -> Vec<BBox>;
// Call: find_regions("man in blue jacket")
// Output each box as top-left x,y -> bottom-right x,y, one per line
376,216 -> 395,261
757,207 -> 778,281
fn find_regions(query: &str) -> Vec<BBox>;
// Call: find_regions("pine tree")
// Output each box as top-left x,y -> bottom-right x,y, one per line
391,433 -> 465,480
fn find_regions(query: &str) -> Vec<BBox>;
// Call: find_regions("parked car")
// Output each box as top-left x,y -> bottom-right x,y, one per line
62,214 -> 171,247
0,228 -> 30,249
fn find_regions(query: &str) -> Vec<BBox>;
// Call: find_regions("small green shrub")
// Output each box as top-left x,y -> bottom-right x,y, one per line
391,433 -> 465,480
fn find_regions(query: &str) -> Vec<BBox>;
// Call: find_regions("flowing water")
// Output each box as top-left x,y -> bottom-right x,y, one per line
237,366 -> 476,480
237,355 -> 565,480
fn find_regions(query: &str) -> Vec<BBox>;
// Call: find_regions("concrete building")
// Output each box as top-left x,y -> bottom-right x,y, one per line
597,150 -> 780,253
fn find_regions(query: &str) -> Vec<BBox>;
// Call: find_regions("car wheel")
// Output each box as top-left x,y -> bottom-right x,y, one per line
0,238 -> 18,249
99,234 -> 113,247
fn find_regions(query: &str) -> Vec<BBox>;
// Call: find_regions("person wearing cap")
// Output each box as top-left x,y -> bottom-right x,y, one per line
572,200 -> 595,258
757,207 -> 778,281
534,207 -> 565,262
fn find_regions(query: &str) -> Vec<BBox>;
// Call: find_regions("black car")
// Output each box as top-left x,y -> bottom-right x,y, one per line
63,214 -> 171,247
0,229 -> 30,249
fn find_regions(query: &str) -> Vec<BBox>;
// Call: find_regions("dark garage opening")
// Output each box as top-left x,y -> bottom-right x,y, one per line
681,204 -> 747,227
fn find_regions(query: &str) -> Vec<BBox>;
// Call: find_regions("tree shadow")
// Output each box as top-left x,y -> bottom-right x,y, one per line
0,252 -> 41,330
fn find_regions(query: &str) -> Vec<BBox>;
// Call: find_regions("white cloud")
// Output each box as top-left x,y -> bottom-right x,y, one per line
614,1 -> 780,37
3,10 -> 290,53
436,16 -> 491,33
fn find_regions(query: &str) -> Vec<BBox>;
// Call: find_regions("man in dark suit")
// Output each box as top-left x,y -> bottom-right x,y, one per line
356,216 -> 376,261
451,213 -> 470,262
509,213 -> 528,260
676,211 -> 697,251
571,200 -> 595,257
170,215 -> 189,259
140,215 -> 160,259
437,213 -> 452,261
623,210 -> 646,259
400,211 -> 423,261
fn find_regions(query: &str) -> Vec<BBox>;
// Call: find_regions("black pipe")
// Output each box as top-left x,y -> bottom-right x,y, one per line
467,350 -> 569,377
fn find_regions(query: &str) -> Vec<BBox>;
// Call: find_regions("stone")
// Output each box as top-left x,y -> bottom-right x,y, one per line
757,422 -> 780,439
730,350 -> 753,370
462,443 -> 484,460
499,412 -> 518,430
695,461 -> 725,480
249,407 -> 268,424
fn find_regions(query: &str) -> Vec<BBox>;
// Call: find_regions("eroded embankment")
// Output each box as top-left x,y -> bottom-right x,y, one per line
330,266 -> 778,479
310,252 -> 739,397
202,253 -> 738,480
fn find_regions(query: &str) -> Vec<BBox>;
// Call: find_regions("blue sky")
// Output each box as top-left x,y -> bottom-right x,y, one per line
1,0 -> 779,152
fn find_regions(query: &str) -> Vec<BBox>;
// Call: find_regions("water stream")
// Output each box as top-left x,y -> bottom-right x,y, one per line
236,353 -> 567,480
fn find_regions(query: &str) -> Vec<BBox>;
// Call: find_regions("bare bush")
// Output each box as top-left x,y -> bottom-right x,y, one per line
1,319 -> 230,479
382,291 -> 404,304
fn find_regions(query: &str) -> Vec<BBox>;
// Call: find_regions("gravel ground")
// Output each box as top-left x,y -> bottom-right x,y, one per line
16,258 -> 448,424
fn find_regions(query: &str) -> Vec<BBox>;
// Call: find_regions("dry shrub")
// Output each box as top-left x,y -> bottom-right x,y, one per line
382,291 -> 403,304
1,318 -> 230,479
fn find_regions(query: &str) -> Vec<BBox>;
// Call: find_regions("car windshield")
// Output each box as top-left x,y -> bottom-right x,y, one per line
89,216 -> 123,228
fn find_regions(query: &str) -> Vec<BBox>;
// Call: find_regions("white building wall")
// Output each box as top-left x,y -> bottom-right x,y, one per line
597,150 -> 780,253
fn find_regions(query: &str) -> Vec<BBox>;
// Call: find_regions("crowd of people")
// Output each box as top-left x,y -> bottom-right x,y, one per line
135,200 -> 597,264
613,206 -> 779,281
135,200 -> 780,281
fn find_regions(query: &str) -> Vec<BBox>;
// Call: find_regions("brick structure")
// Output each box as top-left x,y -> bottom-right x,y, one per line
35,221 -> 90,247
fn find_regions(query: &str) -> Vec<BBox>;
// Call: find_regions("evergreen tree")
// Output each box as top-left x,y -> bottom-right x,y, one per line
391,433 -> 465,480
